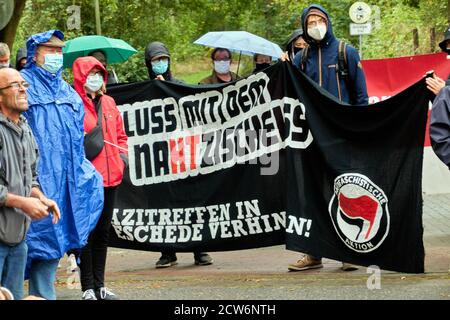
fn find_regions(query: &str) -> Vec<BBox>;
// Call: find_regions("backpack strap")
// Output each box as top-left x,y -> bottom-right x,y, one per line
337,40 -> 356,104
337,41 -> 349,79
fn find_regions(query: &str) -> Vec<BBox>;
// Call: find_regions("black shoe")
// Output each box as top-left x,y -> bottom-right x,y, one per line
95,287 -> 119,300
156,254 -> 178,268
194,253 -> 213,266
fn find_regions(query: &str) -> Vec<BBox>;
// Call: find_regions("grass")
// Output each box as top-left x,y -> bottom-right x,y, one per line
177,70 -> 211,84
173,56 -> 254,84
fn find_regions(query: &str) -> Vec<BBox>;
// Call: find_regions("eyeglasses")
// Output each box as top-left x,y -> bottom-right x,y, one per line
307,19 -> 326,27
0,81 -> 30,91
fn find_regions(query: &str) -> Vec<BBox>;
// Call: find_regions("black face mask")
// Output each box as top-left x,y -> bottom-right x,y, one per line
254,63 -> 271,72
293,47 -> 302,56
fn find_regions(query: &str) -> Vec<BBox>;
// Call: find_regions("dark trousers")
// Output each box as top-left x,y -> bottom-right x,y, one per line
79,187 -> 116,291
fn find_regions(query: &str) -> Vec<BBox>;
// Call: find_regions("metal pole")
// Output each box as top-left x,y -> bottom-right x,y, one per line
95,0 -> 101,35
236,51 -> 242,76
359,34 -> 362,59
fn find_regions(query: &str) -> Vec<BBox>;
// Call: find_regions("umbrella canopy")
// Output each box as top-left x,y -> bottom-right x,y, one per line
62,35 -> 137,68
194,31 -> 283,59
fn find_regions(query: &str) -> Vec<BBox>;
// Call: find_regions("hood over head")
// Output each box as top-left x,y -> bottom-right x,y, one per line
15,47 -> 27,70
25,30 -> 65,68
144,41 -> 172,79
301,4 -> 335,46
439,25 -> 450,52
73,56 -> 108,109
285,28 -> 304,51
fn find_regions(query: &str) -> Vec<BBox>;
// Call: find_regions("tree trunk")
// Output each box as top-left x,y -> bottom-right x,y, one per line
430,27 -> 436,53
0,0 -> 27,49
448,0 -> 450,24
413,28 -> 419,55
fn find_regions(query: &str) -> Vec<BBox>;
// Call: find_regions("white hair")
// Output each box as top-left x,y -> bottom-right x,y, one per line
0,43 -> 10,57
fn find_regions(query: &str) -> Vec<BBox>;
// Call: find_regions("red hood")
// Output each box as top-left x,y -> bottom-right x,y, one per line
73,56 -> 108,111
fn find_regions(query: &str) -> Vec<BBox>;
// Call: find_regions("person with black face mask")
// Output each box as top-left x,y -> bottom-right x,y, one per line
253,54 -> 272,73
15,48 -> 27,71
285,28 -> 307,62
426,25 -> 450,96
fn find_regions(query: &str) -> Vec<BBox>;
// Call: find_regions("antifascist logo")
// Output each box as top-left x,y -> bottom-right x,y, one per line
329,173 -> 390,253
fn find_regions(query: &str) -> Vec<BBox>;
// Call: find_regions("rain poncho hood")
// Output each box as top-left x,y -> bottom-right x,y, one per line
20,30 -> 104,268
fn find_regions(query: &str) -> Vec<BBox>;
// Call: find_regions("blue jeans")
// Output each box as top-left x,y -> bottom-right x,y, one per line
28,258 -> 59,300
0,241 -> 27,300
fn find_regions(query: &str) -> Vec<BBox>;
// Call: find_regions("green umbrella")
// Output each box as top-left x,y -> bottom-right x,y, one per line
62,35 -> 137,69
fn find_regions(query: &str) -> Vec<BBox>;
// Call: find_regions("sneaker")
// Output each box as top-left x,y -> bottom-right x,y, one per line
194,253 -> 213,266
288,255 -> 323,271
342,262 -> 359,271
95,287 -> 119,300
0,287 -> 14,300
155,254 -> 178,268
82,289 -> 97,300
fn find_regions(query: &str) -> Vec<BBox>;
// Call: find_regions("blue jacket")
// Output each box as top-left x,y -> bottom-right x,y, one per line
293,4 -> 368,105
21,30 -> 104,266
430,86 -> 450,168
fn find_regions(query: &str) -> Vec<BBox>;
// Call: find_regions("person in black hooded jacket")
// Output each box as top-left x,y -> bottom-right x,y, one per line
15,47 -> 27,71
144,41 -> 184,84
285,28 -> 307,62
144,41 -> 213,268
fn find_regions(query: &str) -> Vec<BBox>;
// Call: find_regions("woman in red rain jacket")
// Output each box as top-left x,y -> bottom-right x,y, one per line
73,56 -> 128,300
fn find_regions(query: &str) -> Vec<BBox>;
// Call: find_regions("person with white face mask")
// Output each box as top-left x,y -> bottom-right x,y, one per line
73,56 -> 128,300
293,4 -> 368,107
0,43 -> 11,69
200,48 -> 241,84
290,4 -> 368,273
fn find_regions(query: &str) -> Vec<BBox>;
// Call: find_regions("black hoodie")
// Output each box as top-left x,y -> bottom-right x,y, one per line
144,41 -> 183,83
15,47 -> 27,71
285,28 -> 304,61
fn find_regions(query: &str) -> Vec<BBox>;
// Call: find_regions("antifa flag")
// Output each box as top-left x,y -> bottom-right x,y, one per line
107,62 -> 431,273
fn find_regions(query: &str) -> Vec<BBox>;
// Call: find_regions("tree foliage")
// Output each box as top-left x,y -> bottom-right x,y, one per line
10,0 -> 449,82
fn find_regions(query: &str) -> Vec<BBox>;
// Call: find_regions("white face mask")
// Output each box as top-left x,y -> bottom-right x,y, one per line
214,60 -> 231,74
308,25 -> 327,41
0,61 -> 9,69
85,73 -> 104,93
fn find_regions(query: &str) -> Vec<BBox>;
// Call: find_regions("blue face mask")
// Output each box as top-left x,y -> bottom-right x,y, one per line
41,53 -> 63,74
151,59 -> 169,75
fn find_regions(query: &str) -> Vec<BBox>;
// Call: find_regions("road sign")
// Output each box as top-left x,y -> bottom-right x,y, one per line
349,2 -> 372,24
350,22 -> 372,36
0,0 -> 14,30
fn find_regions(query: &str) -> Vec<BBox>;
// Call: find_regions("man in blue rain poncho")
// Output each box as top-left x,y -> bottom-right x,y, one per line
20,30 -> 104,300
